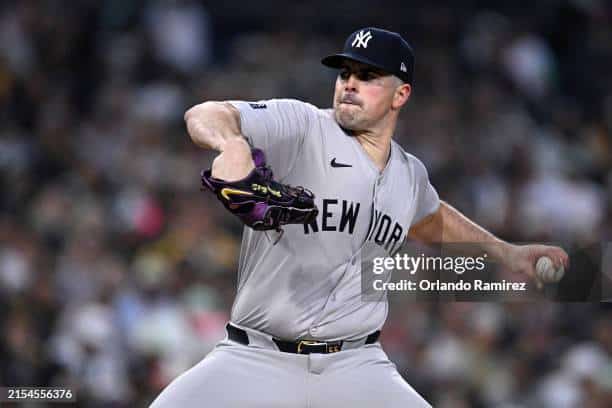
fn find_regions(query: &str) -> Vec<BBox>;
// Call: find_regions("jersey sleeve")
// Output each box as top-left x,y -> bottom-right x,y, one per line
228,99 -> 315,180
410,156 -> 440,226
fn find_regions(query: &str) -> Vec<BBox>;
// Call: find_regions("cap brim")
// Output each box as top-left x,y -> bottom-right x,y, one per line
321,53 -> 390,74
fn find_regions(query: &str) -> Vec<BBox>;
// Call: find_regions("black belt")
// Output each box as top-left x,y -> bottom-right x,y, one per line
226,323 -> 380,355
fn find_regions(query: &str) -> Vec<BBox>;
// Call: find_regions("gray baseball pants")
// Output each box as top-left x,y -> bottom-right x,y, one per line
150,325 -> 431,407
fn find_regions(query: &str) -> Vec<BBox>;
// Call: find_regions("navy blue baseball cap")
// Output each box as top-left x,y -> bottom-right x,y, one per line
322,27 -> 415,85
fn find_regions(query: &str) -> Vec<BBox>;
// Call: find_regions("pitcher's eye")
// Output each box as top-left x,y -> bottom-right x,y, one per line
359,70 -> 379,81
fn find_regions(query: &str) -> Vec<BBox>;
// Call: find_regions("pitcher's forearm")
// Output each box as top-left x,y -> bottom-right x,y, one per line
210,138 -> 255,181
184,102 -> 244,151
408,201 -> 514,262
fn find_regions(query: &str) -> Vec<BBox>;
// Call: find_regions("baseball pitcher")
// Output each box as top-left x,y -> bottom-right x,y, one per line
150,27 -> 569,407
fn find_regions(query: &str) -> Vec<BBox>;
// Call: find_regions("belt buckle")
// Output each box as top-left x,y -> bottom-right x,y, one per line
327,343 -> 341,353
297,340 -> 327,354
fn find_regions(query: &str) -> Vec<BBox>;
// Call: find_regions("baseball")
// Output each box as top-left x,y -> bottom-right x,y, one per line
535,256 -> 565,283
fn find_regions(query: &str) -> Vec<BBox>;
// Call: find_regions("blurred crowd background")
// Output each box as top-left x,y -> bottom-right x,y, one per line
1,0 -> 611,406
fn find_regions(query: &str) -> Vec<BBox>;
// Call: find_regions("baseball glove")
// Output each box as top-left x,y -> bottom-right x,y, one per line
201,148 -> 318,234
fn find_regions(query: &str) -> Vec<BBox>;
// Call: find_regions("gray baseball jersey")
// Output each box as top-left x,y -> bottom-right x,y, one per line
149,98 -> 438,408
228,98 -> 439,341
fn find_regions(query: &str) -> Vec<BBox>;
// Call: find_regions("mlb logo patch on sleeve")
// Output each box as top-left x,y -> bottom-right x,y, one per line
249,103 -> 267,109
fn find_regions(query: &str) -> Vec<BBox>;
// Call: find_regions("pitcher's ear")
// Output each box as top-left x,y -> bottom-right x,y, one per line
392,82 -> 411,109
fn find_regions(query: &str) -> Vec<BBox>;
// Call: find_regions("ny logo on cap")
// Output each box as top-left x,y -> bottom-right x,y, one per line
400,62 -> 407,72
351,30 -> 373,48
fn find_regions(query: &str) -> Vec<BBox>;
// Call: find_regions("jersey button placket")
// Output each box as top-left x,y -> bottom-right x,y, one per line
374,176 -> 382,205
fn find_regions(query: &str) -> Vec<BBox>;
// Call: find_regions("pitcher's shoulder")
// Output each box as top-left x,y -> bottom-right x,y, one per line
391,141 -> 421,164
391,141 -> 431,175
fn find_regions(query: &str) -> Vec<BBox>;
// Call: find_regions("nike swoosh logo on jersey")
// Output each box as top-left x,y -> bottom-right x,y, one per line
330,158 -> 352,168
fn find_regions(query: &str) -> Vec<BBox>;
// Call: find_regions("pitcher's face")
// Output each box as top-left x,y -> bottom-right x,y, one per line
333,60 -> 401,131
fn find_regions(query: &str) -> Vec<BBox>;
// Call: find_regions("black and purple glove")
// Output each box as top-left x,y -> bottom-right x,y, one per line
201,149 -> 318,232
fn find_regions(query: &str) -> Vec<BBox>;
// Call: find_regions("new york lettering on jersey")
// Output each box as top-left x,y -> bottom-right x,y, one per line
303,199 -> 405,256
303,199 -> 360,234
